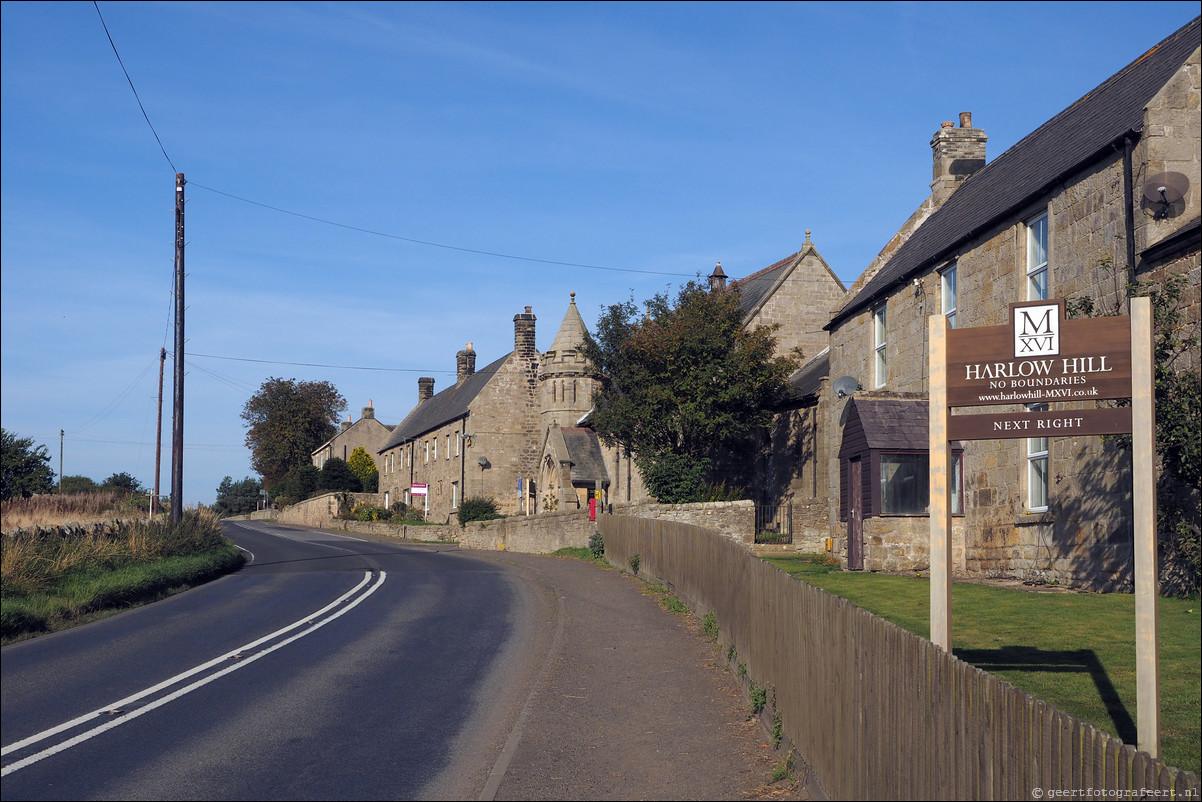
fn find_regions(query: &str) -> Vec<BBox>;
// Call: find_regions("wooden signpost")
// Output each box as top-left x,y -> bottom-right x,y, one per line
928,297 -> 1159,757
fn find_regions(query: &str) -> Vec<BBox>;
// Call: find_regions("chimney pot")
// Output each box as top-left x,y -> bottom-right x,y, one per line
941,121 -> 954,129
418,377 -> 435,403
959,111 -> 972,128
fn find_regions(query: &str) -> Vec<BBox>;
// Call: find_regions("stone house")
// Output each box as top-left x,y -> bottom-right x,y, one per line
377,307 -> 541,523
376,296 -> 650,523
819,17 -> 1199,589
311,401 -> 394,475
706,236 -> 847,514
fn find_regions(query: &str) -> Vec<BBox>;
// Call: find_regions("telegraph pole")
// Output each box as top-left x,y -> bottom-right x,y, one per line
171,173 -> 185,522
154,346 -> 165,516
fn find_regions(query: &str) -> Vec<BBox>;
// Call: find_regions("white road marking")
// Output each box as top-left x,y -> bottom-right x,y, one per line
1,570 -> 386,776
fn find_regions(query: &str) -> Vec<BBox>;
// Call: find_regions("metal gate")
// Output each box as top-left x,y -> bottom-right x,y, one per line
754,502 -> 792,544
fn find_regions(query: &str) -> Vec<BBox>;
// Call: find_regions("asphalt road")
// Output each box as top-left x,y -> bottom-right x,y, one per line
1,521 -> 797,801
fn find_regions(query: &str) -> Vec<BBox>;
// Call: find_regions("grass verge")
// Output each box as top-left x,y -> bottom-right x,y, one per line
763,554 -> 1201,776
2,541 -> 244,644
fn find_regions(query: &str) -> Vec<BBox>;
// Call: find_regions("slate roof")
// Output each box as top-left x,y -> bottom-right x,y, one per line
560,427 -> 610,487
784,347 -> 830,403
378,353 -> 508,451
733,251 -> 800,315
829,16 -> 1201,330
839,399 -> 963,455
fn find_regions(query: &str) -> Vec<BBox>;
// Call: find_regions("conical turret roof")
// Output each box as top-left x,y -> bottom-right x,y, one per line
547,292 -> 588,356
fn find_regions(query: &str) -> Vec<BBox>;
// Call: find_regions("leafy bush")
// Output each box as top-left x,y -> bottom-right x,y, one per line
588,531 -> 605,560
749,682 -> 767,715
627,552 -> 640,575
317,458 -> 361,492
352,505 -> 391,522
639,453 -> 709,504
457,496 -> 502,527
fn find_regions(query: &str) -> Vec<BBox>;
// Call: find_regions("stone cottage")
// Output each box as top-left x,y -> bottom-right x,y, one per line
818,17 -> 1199,590
376,296 -> 651,523
311,401 -> 394,474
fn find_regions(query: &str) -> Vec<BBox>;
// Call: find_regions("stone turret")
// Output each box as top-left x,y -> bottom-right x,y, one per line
539,292 -> 595,431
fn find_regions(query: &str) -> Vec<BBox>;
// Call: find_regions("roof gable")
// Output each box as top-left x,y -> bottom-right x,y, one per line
380,353 -> 508,450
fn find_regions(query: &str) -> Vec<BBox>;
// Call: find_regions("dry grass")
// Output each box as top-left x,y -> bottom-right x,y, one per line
1,508 -> 224,597
1,491 -> 134,530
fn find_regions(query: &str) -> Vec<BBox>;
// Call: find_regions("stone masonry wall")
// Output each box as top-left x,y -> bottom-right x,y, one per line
822,138 -> 1199,588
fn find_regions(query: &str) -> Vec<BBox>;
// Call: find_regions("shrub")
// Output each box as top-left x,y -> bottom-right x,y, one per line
702,610 -> 719,641
588,531 -> 605,560
457,496 -> 502,527
749,682 -> 767,716
352,505 -> 391,522
627,553 -> 640,575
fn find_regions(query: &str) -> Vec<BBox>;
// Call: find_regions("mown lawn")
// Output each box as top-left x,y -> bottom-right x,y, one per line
762,554 -> 1201,777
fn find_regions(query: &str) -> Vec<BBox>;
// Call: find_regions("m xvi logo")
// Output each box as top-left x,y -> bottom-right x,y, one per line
1014,303 -> 1060,358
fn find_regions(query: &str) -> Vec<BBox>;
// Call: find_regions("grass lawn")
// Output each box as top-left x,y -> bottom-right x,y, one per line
762,554 -> 1201,777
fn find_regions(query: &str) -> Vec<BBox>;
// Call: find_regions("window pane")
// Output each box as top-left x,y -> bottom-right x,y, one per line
881,453 -> 929,514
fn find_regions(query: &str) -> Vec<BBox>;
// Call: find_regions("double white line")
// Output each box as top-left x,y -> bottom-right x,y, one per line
1,570 -> 386,777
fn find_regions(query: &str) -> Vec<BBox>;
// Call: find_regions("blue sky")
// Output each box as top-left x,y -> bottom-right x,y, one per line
2,1 -> 1198,506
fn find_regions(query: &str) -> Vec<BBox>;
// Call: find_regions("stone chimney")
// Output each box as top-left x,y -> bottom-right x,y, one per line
361,400 -> 375,420
708,262 -> 727,291
341,414 -> 352,432
418,377 -> 435,404
514,306 -> 537,364
930,111 -> 987,205
456,342 -> 477,385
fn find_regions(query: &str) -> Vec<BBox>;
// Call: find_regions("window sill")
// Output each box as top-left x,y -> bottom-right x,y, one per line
1015,511 -> 1053,526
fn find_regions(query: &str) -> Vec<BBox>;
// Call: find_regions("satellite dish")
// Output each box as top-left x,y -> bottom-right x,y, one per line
1142,171 -> 1190,204
832,375 -> 861,399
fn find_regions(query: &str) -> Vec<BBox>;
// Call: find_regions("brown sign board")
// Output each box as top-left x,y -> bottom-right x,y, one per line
948,407 -> 1133,440
946,300 -> 1132,408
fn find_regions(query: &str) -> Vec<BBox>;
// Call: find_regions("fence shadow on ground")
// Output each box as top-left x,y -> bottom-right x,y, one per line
955,645 -> 1136,744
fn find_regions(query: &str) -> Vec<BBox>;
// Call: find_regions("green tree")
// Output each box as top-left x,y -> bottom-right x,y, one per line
241,378 -> 346,490
58,475 -> 99,495
347,447 -> 379,492
271,463 -> 320,506
213,476 -> 263,517
580,281 -> 799,502
100,472 -> 144,496
317,457 -> 362,492
1,428 -> 56,500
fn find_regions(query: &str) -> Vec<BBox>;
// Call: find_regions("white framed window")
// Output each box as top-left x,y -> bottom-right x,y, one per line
456,433 -> 461,457
1026,213 -> 1048,301
451,481 -> 459,510
446,434 -> 450,460
1027,403 -> 1049,511
433,437 -> 438,460
873,306 -> 887,387
941,265 -> 958,328
424,440 -> 429,464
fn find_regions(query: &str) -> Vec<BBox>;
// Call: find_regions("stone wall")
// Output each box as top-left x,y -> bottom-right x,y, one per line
458,509 -> 595,553
610,500 -> 755,544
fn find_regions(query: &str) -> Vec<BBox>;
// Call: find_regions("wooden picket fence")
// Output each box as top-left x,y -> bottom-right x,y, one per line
598,514 -> 1200,800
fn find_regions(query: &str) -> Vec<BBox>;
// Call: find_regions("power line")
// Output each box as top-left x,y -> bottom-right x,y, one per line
93,1 -> 175,173
185,351 -> 454,374
187,181 -> 695,278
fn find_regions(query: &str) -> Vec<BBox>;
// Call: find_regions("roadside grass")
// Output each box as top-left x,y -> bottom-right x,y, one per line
2,510 -> 245,644
763,554 -> 1201,776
